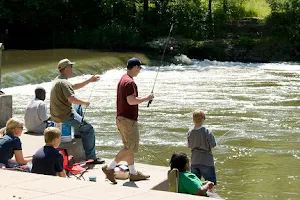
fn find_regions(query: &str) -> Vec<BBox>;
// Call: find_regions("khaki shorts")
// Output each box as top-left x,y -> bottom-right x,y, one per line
116,116 -> 139,153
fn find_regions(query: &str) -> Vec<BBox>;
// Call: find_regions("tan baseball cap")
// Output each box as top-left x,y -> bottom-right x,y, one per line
57,58 -> 75,71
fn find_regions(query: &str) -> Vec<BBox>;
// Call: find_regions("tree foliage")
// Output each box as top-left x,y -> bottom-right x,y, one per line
266,0 -> 300,48
0,0 -> 299,50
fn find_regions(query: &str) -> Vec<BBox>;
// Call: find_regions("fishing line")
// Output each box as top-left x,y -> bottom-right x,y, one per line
217,130 -> 230,144
80,70 -> 98,126
147,23 -> 174,107
140,143 -> 169,167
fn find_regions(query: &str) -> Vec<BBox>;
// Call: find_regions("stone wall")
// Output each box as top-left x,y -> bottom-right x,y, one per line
0,95 -> 12,127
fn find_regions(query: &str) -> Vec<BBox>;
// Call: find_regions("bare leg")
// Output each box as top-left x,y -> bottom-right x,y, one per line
115,148 -> 134,166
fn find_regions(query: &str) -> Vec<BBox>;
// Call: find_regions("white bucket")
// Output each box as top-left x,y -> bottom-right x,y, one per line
55,123 -> 72,143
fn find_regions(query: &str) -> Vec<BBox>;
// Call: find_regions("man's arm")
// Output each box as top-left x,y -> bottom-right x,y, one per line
68,96 -> 89,107
38,103 -> 49,122
127,94 -> 153,105
73,75 -> 100,90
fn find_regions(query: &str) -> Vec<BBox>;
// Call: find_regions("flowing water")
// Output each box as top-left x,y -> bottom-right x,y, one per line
2,50 -> 300,200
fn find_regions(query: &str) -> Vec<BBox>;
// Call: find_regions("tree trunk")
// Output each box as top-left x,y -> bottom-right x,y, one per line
208,0 -> 214,38
144,0 -> 149,13
144,0 -> 149,21
223,0 -> 227,14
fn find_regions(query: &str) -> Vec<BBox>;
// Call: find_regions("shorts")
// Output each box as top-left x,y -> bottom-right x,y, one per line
116,116 -> 139,153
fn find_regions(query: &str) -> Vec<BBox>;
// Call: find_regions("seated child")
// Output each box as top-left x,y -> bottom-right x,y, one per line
31,127 -> 66,177
170,152 -> 214,196
187,110 -> 217,185
0,118 -> 32,168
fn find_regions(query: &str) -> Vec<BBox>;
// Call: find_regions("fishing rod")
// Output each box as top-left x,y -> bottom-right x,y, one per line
147,23 -> 174,107
80,71 -> 99,126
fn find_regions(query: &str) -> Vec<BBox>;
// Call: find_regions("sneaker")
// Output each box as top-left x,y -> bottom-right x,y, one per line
102,165 -> 117,184
90,158 -> 105,164
129,171 -> 150,181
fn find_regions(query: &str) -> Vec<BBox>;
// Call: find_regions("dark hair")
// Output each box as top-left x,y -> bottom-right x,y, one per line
127,57 -> 141,69
35,86 -> 46,101
169,152 -> 189,172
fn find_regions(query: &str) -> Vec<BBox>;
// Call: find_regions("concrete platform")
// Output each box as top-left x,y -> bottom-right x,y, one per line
0,133 -> 222,200
0,94 -> 12,127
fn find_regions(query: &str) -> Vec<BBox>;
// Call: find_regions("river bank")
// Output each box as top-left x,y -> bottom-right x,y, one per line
145,36 -> 299,63
145,18 -> 300,63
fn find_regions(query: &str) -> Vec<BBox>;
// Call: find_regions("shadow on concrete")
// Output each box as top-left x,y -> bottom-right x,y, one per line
123,181 -> 138,188
24,131 -> 43,136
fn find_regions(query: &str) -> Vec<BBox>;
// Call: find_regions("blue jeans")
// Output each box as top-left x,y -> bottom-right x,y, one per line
191,164 -> 217,185
63,108 -> 96,160
72,104 -> 84,136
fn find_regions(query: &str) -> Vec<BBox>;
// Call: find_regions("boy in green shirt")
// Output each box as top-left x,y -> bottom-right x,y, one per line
169,152 -> 214,196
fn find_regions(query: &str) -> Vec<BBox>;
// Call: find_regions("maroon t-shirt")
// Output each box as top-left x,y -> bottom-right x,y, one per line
117,74 -> 138,120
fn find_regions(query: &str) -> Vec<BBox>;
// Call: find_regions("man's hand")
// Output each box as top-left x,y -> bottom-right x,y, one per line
145,94 -> 154,101
88,75 -> 100,83
73,75 -> 100,90
83,102 -> 90,107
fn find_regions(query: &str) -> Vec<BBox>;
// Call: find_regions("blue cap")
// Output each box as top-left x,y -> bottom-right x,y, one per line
127,57 -> 142,69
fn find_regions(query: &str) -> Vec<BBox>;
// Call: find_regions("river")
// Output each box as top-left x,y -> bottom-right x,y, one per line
2,50 -> 300,200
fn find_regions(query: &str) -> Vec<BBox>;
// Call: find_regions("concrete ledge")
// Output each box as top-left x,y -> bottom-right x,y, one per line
16,134 -> 223,200
0,169 -> 220,200
58,138 -> 85,162
0,94 -> 12,127
21,133 -> 85,162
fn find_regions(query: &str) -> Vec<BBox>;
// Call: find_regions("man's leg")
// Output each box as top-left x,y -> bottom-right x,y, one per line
72,104 -> 83,138
115,149 -> 134,165
102,116 -> 139,184
102,148 -> 133,184
114,117 -> 149,181
63,112 -> 104,164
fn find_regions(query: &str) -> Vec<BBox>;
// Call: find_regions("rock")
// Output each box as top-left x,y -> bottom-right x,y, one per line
173,54 -> 193,65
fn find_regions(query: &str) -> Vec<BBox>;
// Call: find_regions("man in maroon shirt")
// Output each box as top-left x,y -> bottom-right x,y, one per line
102,58 -> 153,184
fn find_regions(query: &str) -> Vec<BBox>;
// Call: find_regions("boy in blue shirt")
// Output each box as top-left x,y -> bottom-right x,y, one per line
187,110 -> 217,185
31,127 -> 66,177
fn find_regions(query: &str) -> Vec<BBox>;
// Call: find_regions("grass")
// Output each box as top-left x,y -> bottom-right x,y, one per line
209,0 -> 272,19
242,0 -> 271,18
